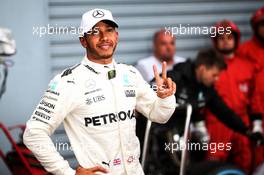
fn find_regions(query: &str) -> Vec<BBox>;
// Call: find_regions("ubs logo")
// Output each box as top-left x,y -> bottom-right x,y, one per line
86,95 -> 105,105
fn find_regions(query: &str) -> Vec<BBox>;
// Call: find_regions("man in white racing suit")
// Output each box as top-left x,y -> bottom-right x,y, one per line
23,8 -> 177,175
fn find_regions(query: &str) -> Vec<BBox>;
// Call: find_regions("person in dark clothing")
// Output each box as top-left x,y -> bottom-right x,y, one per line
144,48 -> 263,175
166,48 -> 264,139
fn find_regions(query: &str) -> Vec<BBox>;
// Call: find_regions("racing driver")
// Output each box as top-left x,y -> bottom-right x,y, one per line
23,9 -> 177,175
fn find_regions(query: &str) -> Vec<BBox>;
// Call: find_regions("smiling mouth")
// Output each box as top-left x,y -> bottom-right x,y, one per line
97,43 -> 113,50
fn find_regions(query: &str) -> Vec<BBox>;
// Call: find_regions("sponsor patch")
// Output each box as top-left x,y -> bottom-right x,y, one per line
85,79 -> 96,90
34,110 -> 51,120
86,95 -> 105,105
84,88 -> 102,95
113,158 -> 121,166
32,116 -> 48,124
127,156 -> 136,164
46,89 -> 60,96
125,90 -> 135,97
42,95 -> 58,101
84,110 -> 135,126
40,100 -> 55,109
38,106 -> 53,114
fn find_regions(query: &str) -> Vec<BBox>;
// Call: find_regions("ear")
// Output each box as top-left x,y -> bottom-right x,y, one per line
79,37 -> 88,48
116,31 -> 119,42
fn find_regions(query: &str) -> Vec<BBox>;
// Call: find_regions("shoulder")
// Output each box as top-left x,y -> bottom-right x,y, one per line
60,63 -> 82,78
174,55 -> 187,64
168,60 -> 192,80
49,63 -> 82,90
234,56 -> 255,71
240,40 -> 251,47
173,59 -> 192,72
236,57 -> 253,66
167,63 -> 182,80
117,63 -> 149,84
238,39 -> 254,53
117,63 -> 140,76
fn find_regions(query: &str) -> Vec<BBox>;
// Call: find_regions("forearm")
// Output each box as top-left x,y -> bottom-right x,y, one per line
23,123 -> 75,175
215,111 -> 248,135
209,89 -> 249,135
148,95 -> 177,123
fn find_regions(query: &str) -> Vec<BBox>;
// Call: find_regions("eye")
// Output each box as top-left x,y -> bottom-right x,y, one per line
107,27 -> 115,33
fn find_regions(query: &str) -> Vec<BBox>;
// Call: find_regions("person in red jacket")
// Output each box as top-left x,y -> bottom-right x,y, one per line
238,6 -> 264,170
206,20 -> 263,173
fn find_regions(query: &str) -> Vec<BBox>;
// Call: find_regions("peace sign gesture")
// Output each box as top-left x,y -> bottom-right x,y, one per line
153,62 -> 176,99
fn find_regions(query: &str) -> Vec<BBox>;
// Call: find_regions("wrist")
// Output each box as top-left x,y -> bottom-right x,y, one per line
64,167 -> 76,175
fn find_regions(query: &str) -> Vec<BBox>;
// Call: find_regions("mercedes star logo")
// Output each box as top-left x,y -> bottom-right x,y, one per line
92,10 -> 105,18
85,79 -> 96,90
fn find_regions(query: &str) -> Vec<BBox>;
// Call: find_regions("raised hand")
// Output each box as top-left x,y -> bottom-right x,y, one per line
153,61 -> 176,99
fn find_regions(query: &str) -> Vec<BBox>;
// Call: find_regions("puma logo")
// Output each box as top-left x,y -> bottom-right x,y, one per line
102,160 -> 111,167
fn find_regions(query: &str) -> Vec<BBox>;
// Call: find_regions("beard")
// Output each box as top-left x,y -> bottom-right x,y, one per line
217,47 -> 235,55
161,52 -> 173,62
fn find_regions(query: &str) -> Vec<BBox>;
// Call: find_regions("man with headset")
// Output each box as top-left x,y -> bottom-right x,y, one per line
23,9 -> 177,175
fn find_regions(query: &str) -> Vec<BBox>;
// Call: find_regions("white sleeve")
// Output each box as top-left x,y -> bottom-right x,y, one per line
23,74 -> 77,175
134,67 -> 177,123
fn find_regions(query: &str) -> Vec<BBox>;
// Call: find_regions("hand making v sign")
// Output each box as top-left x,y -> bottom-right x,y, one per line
153,61 -> 176,99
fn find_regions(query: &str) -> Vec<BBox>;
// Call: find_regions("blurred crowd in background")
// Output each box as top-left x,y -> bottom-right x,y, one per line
135,6 -> 264,175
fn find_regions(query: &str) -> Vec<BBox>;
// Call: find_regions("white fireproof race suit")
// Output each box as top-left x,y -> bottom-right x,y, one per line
23,57 -> 177,175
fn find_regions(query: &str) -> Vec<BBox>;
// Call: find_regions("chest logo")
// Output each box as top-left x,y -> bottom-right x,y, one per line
125,90 -> 135,97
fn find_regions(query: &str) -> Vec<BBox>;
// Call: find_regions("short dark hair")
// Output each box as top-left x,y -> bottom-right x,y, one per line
195,48 -> 227,70
101,20 -> 118,29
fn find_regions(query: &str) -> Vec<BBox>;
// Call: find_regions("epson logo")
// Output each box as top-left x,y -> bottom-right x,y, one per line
40,100 -> 55,109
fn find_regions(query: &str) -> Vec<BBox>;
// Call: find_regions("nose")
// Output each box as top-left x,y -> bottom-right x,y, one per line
99,31 -> 108,41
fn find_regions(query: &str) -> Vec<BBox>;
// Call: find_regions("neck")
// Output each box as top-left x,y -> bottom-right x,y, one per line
86,53 -> 113,64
